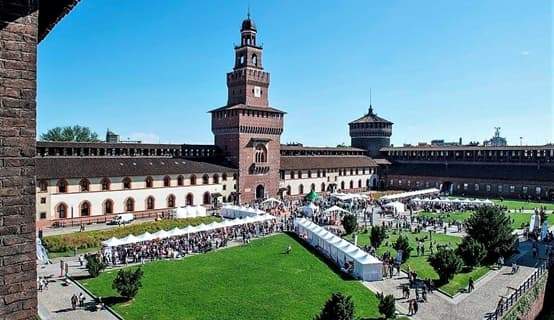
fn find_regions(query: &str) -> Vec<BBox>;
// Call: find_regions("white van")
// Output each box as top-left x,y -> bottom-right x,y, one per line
108,213 -> 135,225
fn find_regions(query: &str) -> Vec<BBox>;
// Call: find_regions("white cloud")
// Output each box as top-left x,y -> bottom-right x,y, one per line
124,132 -> 161,143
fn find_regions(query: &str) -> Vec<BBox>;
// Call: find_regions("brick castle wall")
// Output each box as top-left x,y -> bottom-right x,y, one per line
0,1 -> 38,318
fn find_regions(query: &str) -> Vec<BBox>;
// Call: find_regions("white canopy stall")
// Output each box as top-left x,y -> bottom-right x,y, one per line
101,214 -> 277,247
383,201 -> 405,213
171,206 -> 207,219
380,188 -> 440,202
294,218 -> 382,281
220,205 -> 266,219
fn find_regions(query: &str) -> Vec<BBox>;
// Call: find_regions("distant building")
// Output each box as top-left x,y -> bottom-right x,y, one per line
483,127 -> 507,147
105,129 -> 120,143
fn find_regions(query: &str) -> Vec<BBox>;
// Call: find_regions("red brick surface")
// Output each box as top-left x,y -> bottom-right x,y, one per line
0,1 -> 38,318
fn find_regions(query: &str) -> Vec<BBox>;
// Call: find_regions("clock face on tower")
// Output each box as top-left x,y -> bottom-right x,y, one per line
254,86 -> 261,98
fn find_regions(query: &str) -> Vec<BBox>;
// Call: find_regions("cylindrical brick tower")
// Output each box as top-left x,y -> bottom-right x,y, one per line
349,105 -> 393,157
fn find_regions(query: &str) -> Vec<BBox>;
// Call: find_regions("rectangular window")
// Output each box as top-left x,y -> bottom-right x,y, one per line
223,185 -> 227,191
40,197 -> 46,204
522,186 -> 528,194
39,212 -> 47,219
463,183 -> 468,191
536,187 -> 542,195
474,184 -> 479,191
498,185 -> 503,193
486,185 -> 491,192
510,186 -> 515,193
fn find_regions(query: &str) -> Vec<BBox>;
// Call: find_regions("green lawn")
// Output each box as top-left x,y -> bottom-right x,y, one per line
493,199 -> 554,211
416,211 -> 554,230
353,230 -> 489,296
82,234 -> 381,320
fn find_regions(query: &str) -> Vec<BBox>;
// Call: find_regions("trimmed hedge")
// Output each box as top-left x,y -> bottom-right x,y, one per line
43,216 -> 220,253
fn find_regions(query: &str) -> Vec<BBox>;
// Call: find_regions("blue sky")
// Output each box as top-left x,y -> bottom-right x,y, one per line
38,0 -> 552,146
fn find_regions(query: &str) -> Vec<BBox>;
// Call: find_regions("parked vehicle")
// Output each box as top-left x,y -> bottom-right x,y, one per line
108,213 -> 134,225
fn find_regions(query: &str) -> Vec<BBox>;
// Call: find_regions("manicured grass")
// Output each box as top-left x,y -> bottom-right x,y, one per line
416,211 -> 554,230
353,230 -> 489,296
43,216 -> 220,256
493,199 -> 554,211
81,234 -> 381,320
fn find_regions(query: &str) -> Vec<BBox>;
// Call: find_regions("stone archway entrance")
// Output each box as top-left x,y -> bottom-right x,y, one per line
441,181 -> 454,195
256,185 -> 265,200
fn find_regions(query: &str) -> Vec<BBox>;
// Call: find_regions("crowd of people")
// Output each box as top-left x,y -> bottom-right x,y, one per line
100,218 -> 293,266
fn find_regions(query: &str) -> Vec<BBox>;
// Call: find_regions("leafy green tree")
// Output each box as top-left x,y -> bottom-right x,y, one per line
40,125 -> 100,142
455,237 -> 486,268
377,293 -> 396,319
369,225 -> 387,249
393,235 -> 412,263
314,292 -> 355,320
85,254 -> 106,278
428,248 -> 463,283
112,267 -> 144,299
464,206 -> 516,262
342,214 -> 358,235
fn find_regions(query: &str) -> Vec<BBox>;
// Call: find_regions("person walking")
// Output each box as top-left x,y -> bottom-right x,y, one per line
413,299 -> 419,315
468,277 -> 475,292
71,294 -> 78,310
60,260 -> 64,277
408,299 -> 414,316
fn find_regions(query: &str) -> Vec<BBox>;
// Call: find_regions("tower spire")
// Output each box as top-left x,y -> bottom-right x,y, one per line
368,88 -> 373,115
247,3 -> 251,19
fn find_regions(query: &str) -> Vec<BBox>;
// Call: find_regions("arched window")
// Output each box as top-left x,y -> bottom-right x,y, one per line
233,173 -> 238,180
254,144 -> 267,163
145,176 -> 154,188
38,180 -> 49,192
290,171 -> 295,179
123,177 -> 132,189
56,203 -> 68,219
79,178 -> 90,192
349,180 -> 354,189
203,192 -> 211,205
222,173 -> 228,181
240,55 -> 245,65
341,181 -> 345,190
202,174 -> 210,185
299,184 -> 304,195
286,185 -> 292,196
311,183 -> 316,192
321,182 -> 326,192
252,54 -> 258,66
308,171 -> 312,178
186,193 -> 194,206
80,201 -> 91,216
167,194 -> 176,208
125,198 -> 135,212
104,199 -> 114,214
213,174 -> 220,184
317,170 -> 321,178
146,196 -> 155,210
358,180 -> 362,188
190,175 -> 197,185
57,179 -> 68,193
177,175 -> 184,186
297,171 -> 302,178
163,176 -> 171,187
101,178 -> 111,191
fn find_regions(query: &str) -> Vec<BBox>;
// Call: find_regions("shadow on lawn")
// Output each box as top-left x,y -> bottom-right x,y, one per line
284,232 -> 357,281
99,296 -> 131,306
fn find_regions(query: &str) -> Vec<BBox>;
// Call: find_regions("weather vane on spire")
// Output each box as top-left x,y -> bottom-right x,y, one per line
368,88 -> 374,115
247,3 -> 251,19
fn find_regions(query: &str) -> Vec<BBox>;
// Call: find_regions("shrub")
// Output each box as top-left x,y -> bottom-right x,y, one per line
393,235 -> 412,263
428,248 -> 463,284
455,237 -> 486,268
113,267 -> 144,299
43,216 -> 220,253
85,254 -> 106,278
314,292 -> 355,320
342,215 -> 358,235
378,293 -> 396,319
369,226 -> 387,249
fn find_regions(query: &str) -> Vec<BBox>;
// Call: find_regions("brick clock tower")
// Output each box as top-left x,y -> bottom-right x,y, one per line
211,15 -> 285,204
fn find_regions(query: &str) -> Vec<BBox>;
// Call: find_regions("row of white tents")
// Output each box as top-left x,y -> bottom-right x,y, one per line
102,214 -> 277,247
170,206 -> 207,219
220,205 -> 266,219
380,188 -> 440,202
295,218 -> 383,281
410,198 -> 494,206
331,193 -> 369,202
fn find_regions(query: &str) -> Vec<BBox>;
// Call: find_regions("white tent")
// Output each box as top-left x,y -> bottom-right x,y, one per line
262,197 -> 282,205
294,218 -> 382,281
102,237 -> 122,247
221,205 -> 265,219
381,188 -> 440,202
384,201 -> 405,213
135,232 -> 154,242
120,234 -> 138,245
302,202 -> 319,217
171,205 -> 207,219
